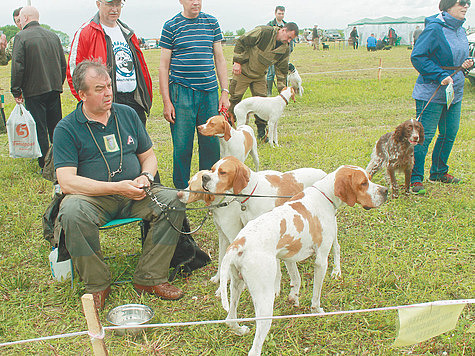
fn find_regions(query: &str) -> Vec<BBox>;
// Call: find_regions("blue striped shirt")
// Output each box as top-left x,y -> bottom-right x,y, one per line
160,12 -> 223,92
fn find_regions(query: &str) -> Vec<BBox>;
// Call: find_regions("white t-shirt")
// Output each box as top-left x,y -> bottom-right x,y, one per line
102,24 -> 137,93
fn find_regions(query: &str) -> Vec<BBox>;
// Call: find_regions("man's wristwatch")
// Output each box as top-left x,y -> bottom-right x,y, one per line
140,172 -> 154,184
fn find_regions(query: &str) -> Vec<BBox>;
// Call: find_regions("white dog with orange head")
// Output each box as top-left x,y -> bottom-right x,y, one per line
213,165 -> 388,356
198,115 -> 259,170
234,86 -> 296,147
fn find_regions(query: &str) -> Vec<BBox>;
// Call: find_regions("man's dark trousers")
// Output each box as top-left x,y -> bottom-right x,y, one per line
24,91 -> 62,167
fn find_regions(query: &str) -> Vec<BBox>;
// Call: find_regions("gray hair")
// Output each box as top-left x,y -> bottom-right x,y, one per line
72,60 -> 110,93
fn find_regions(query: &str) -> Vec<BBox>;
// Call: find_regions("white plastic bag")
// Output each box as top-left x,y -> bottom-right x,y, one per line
49,247 -> 73,282
6,104 -> 42,158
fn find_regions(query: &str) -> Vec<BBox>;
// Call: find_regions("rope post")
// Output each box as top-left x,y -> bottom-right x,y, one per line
81,294 -> 108,356
378,59 -> 383,81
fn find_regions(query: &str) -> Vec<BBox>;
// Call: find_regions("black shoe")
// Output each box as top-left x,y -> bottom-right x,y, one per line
429,173 -> 460,184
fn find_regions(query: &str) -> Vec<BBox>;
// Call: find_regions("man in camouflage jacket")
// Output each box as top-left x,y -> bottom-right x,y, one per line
230,22 -> 298,141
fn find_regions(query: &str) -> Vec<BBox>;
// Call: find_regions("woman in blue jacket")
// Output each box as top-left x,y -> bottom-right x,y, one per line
410,0 -> 473,194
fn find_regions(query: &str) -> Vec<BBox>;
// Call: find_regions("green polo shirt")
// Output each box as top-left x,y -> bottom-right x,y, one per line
53,102 -> 152,182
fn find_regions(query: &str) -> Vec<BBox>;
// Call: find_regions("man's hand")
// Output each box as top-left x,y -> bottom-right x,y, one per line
232,62 -> 242,76
134,175 -> 151,188
116,180 -> 147,200
219,91 -> 230,111
163,100 -> 176,124
0,34 -> 7,51
14,95 -> 24,104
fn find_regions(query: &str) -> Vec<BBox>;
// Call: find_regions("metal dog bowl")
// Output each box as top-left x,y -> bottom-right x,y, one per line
106,304 -> 154,335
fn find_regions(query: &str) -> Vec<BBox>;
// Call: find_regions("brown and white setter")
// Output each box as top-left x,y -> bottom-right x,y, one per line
366,119 -> 424,198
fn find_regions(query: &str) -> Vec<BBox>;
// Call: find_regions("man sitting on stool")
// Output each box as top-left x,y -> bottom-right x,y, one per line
54,60 -> 185,310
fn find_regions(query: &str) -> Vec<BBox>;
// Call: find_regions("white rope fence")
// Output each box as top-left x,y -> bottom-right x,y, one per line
0,298 -> 472,348
0,65 -> 418,97
299,67 -> 415,76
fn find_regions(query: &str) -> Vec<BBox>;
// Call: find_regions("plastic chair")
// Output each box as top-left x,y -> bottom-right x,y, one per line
99,217 -> 146,247
100,217 -> 148,284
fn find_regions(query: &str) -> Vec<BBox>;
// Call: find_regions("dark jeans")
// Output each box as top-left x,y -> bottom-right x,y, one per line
169,83 -> 220,189
411,100 -> 462,183
116,91 -> 147,127
24,91 -> 62,168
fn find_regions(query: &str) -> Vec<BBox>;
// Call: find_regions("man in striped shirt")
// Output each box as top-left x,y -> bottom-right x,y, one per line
159,0 -> 229,189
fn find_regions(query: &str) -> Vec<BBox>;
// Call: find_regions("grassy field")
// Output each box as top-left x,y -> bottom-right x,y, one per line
0,44 -> 473,355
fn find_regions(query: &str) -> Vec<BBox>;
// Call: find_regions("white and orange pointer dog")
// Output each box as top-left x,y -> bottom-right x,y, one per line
234,86 -> 296,147
182,157 -> 328,287
198,115 -> 259,171
214,166 -> 388,356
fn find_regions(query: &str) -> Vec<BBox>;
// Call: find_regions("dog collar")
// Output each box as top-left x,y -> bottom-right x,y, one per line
240,183 -> 258,209
279,93 -> 289,106
311,186 -> 338,210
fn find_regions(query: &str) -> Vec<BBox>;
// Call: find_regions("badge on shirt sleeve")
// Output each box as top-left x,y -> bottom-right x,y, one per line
104,134 -> 119,152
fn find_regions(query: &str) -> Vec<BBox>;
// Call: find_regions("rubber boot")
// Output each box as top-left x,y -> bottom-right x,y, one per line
267,79 -> 274,97
256,123 -> 268,143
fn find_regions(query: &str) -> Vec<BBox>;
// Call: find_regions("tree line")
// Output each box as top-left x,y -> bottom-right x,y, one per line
0,24 -> 69,46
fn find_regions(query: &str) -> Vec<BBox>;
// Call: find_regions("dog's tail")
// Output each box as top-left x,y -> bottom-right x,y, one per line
248,129 -> 260,171
217,250 -> 235,312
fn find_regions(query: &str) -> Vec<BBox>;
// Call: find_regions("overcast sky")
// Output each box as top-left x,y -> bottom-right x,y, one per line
1,0 -> 474,40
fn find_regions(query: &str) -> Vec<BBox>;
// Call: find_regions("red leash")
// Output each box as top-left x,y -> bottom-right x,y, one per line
219,107 -> 234,127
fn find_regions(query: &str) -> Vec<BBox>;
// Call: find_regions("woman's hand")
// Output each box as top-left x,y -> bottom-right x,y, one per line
440,76 -> 454,86
461,58 -> 474,70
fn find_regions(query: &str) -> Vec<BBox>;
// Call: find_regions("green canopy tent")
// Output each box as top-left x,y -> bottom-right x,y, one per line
345,16 -> 426,46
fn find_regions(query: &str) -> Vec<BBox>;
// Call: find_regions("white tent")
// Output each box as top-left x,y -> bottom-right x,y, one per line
345,16 -> 426,47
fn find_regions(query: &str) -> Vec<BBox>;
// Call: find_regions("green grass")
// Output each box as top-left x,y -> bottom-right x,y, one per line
0,45 -> 473,355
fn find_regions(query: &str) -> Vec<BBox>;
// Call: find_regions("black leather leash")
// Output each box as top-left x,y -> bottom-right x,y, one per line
142,183 -> 294,234
156,184 -> 294,200
143,185 -> 212,235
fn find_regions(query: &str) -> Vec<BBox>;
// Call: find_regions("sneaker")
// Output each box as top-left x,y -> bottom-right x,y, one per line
411,182 -> 426,195
429,173 -> 460,184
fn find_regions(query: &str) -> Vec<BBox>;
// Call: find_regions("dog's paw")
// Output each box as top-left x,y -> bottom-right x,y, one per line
288,294 -> 300,307
330,268 -> 341,279
311,306 -> 324,313
233,325 -> 250,336
210,274 -> 219,284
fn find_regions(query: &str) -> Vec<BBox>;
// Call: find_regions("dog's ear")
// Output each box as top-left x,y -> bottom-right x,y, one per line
229,112 -> 236,128
393,122 -> 406,143
232,162 -> 250,194
204,191 -> 215,205
223,118 -> 232,141
291,87 -> 296,102
334,171 -> 357,207
416,121 -> 425,145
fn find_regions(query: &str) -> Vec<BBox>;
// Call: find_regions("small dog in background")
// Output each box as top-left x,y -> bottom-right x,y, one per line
287,63 -> 304,97
322,42 -> 330,50
366,119 -> 424,198
198,115 -> 259,171
234,86 -> 296,147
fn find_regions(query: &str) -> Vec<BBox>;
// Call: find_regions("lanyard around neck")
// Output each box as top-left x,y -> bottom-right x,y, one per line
85,111 -> 123,182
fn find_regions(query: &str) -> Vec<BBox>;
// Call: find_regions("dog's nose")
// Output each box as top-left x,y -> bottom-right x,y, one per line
381,186 -> 389,197
202,174 -> 211,184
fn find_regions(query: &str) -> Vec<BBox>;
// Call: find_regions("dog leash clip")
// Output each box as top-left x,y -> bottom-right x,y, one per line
219,107 -> 234,126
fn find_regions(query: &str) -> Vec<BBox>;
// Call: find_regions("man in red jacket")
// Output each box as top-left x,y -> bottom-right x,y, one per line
67,0 -> 152,127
